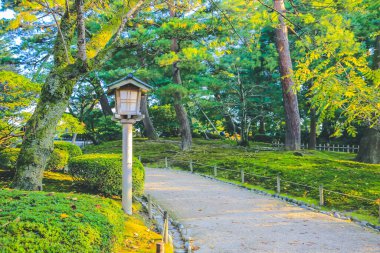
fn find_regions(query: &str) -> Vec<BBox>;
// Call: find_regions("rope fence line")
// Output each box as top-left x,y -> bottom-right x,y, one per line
144,156 -> 380,221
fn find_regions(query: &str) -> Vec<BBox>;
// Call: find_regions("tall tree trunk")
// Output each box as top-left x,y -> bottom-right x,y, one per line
308,107 -> 317,150
356,35 -> 380,163
170,4 -> 192,151
140,95 -> 159,140
13,69 -> 78,190
274,0 -> 301,151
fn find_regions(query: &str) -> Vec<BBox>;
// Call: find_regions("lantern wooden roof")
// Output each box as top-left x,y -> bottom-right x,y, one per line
107,73 -> 152,95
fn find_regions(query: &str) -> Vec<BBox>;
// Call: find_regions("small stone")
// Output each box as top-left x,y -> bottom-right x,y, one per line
360,221 -> 368,226
333,213 -> 340,218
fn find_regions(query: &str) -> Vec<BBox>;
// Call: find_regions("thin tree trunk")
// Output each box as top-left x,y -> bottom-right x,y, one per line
92,79 -> 113,116
274,0 -> 301,151
140,95 -> 159,140
170,4 -> 192,151
259,116 -> 266,134
72,133 -> 78,144
308,107 -> 317,150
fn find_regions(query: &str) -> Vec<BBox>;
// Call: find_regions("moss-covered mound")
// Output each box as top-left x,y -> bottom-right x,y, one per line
0,188 -> 125,253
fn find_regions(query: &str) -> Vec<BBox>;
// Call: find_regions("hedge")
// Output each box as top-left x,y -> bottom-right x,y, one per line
0,148 -> 70,171
0,189 -> 125,253
0,148 -> 20,170
68,154 -> 145,196
46,149 -> 69,171
54,141 -> 82,157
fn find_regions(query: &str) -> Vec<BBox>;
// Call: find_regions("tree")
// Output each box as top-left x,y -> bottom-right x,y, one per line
273,0 -> 301,150
11,0 -> 145,190
0,71 -> 40,149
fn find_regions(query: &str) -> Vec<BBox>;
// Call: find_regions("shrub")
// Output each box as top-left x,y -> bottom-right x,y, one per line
0,148 -> 20,170
46,149 -> 69,171
252,134 -> 273,143
54,141 -> 82,157
0,188 -> 125,253
68,154 -> 144,196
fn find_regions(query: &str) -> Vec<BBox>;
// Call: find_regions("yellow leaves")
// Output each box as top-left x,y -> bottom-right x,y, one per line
60,213 -> 69,219
7,12 -> 37,30
181,47 -> 207,60
156,52 -> 179,67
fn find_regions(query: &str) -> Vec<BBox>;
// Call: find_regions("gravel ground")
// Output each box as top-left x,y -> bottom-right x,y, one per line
145,168 -> 380,253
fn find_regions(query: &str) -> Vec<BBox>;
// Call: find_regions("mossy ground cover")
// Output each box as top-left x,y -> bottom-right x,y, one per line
0,162 -> 172,252
84,138 -> 380,224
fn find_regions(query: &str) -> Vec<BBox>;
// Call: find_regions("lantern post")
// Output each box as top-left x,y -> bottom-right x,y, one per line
107,74 -> 152,215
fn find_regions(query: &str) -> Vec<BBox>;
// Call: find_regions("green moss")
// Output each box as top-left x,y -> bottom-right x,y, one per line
0,188 -> 125,253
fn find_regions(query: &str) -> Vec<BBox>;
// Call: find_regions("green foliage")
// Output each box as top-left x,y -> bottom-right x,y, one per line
68,154 -> 145,196
54,141 -> 82,158
0,148 -> 20,170
0,71 -> 40,148
0,188 -> 125,253
57,114 -> 86,137
46,149 -> 69,171
149,105 -> 179,136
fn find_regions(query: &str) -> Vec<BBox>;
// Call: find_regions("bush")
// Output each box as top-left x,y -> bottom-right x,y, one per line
252,134 -> 273,143
0,148 -> 20,170
54,141 -> 82,157
68,154 -> 144,196
0,188 -> 125,253
46,149 -> 69,171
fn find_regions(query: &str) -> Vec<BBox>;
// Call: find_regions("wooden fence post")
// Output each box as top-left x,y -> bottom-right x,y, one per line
163,211 -> 169,244
213,165 -> 217,177
156,242 -> 164,253
319,185 -> 324,206
241,169 -> 244,184
276,175 -> 281,194
347,144 -> 350,153
190,160 -> 193,173
165,157 -> 168,169
148,194 -> 152,219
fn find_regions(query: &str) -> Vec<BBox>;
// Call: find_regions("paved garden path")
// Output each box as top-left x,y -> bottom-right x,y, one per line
145,168 -> 380,253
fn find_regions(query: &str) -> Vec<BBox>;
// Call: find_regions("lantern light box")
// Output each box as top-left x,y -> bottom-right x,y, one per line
107,74 -> 152,119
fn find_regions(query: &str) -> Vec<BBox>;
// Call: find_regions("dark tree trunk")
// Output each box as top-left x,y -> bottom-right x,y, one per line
356,35 -> 380,163
274,0 -> 301,151
92,79 -> 113,116
308,107 -> 317,150
356,128 -> 380,164
140,95 -> 159,140
170,6 -> 192,151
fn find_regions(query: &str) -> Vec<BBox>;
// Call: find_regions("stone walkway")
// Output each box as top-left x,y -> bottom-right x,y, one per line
145,168 -> 380,253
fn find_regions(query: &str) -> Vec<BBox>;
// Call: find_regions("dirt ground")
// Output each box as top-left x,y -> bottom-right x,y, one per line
145,168 -> 380,253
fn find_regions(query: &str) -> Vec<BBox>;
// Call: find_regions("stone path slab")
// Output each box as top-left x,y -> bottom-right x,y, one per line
145,168 -> 380,253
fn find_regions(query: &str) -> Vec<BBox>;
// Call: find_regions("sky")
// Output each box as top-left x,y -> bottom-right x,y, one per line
0,1 -> 15,20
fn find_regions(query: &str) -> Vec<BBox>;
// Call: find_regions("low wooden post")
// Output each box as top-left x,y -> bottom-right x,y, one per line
190,160 -> 193,173
276,175 -> 281,194
138,155 -> 141,161
213,165 -> 217,177
347,144 -> 350,153
165,157 -> 168,169
306,143 -> 308,149
156,242 -> 164,253
241,169 -> 244,184
148,194 -> 152,219
163,211 -> 169,244
319,185 -> 324,206
332,144 -> 335,152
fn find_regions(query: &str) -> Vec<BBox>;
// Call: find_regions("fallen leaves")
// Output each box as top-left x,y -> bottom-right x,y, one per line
60,213 -> 69,219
